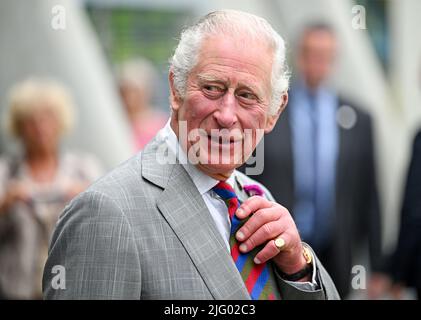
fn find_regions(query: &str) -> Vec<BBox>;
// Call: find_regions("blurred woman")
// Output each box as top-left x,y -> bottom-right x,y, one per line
116,58 -> 168,151
0,78 -> 103,299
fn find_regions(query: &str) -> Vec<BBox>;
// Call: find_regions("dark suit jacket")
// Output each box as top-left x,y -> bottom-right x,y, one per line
392,130 -> 421,291
244,96 -> 383,297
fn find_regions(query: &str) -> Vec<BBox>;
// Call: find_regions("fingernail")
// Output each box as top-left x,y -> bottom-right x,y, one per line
239,243 -> 247,252
236,208 -> 244,216
254,257 -> 261,264
236,231 -> 245,240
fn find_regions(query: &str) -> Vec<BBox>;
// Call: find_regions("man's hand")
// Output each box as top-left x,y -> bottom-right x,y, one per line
235,196 -> 308,277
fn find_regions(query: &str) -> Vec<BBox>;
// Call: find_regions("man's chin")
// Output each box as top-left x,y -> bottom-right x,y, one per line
195,162 -> 241,180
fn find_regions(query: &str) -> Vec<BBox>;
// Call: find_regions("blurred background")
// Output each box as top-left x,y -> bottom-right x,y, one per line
0,0 -> 420,300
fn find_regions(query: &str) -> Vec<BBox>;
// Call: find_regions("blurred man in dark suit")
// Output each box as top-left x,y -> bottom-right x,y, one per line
390,130 -> 421,299
248,24 -> 384,298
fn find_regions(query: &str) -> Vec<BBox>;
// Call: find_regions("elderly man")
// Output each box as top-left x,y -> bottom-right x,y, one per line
43,10 -> 339,300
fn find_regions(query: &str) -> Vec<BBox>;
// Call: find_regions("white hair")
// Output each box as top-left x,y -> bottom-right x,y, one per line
169,9 -> 290,115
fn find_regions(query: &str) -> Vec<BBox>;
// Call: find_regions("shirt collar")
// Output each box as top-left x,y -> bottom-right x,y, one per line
293,78 -> 333,101
160,120 -> 236,195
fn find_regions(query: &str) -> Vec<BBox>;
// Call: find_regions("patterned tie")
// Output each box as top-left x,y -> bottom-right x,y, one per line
212,181 -> 277,300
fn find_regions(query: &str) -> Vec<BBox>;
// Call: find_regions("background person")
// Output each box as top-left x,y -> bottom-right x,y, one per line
0,78 -> 103,299
249,23 -> 385,298
389,129 -> 421,299
116,58 -> 168,151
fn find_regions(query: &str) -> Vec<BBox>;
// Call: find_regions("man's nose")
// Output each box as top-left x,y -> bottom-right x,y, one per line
214,92 -> 238,128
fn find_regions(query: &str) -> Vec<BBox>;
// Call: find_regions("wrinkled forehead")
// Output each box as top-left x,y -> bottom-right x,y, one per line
195,34 -> 274,76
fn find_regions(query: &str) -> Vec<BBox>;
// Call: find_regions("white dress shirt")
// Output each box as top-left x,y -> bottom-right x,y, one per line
159,120 -> 319,290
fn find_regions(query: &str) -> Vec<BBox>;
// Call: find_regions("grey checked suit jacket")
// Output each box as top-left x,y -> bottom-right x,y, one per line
42,134 -> 339,300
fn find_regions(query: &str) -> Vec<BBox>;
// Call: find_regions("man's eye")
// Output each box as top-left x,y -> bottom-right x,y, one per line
202,85 -> 225,99
203,85 -> 223,92
238,92 -> 257,101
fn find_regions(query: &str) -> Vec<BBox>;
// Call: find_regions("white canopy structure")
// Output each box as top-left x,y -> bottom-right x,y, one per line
0,0 -> 133,169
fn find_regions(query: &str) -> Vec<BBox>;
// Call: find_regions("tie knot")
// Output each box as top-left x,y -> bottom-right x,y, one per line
212,181 -> 239,220
212,181 -> 236,201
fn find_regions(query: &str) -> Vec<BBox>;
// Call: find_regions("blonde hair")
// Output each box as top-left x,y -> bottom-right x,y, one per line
5,78 -> 75,138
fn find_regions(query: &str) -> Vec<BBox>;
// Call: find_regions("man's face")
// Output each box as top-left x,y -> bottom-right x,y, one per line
170,35 -> 283,178
297,30 -> 337,89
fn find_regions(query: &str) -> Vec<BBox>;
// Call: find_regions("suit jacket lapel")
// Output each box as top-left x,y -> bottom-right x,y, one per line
141,137 -> 250,300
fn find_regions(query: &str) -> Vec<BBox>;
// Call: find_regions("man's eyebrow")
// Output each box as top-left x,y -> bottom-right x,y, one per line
197,73 -> 227,83
197,73 -> 263,96
238,82 -> 258,91
237,82 -> 263,96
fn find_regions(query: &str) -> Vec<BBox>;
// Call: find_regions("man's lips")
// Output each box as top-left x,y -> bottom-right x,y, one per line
209,135 -> 241,142
204,132 -> 243,144
207,136 -> 242,149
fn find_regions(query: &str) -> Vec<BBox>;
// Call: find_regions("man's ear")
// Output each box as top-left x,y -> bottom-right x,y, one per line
168,71 -> 183,112
264,92 -> 288,134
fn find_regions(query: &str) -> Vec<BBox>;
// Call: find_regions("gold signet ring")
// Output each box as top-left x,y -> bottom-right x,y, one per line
274,237 -> 285,250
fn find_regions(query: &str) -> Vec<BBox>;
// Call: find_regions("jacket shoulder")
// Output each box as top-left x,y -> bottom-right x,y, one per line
85,152 -> 147,198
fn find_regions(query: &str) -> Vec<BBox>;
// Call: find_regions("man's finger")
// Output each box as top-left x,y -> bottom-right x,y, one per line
238,220 -> 287,253
236,207 -> 283,241
236,196 -> 273,219
253,234 -> 291,265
